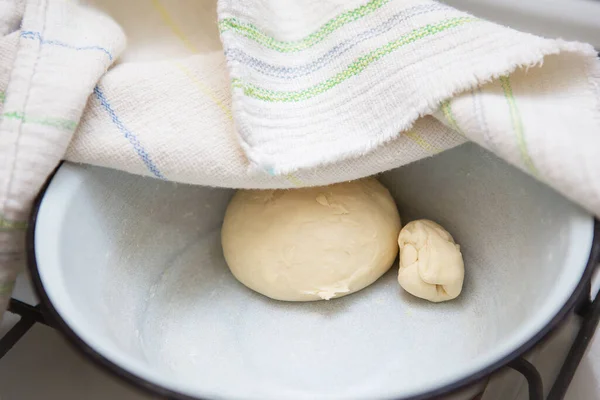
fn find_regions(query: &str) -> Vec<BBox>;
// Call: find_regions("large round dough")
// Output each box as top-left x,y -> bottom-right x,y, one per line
221,178 -> 401,301
397,220 -> 464,302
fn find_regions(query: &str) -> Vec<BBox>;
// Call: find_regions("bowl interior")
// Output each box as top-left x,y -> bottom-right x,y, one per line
33,143 -> 594,399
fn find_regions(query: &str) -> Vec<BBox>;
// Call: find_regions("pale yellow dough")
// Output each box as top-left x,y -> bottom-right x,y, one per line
397,220 -> 464,302
221,178 -> 401,301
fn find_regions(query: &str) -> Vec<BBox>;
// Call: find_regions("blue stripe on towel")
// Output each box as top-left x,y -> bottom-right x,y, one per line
21,31 -> 113,60
93,86 -> 166,180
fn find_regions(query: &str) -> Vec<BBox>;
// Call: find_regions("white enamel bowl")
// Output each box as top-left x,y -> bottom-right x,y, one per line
28,143 -> 599,400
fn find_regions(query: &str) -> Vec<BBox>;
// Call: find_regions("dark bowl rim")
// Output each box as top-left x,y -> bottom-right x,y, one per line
26,163 -> 600,400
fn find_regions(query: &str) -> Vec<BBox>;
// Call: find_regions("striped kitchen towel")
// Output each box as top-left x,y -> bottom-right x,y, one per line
1,0 -> 600,316
67,0 -> 599,215
217,0 -> 600,208
0,0 -> 124,317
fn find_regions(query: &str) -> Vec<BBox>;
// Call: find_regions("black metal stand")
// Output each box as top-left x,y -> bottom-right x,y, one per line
0,299 -> 50,359
548,290 -> 600,400
0,315 -> 35,359
1,291 -> 599,400
508,358 -> 544,400
7,298 -> 50,326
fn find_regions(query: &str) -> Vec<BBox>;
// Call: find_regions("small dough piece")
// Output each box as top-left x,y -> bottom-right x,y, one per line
397,220 -> 464,302
221,178 -> 401,301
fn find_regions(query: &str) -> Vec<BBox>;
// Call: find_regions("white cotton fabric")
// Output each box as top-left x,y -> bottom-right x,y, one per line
67,0 -> 467,190
67,0 -> 600,216
0,0 -> 124,315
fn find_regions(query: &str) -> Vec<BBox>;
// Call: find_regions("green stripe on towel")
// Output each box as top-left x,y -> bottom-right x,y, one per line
231,17 -> 477,102
219,0 -> 392,52
0,214 -> 27,231
500,76 -> 538,176
3,111 -> 77,130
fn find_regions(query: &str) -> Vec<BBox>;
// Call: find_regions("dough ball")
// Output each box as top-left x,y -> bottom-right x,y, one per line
221,178 -> 401,301
397,220 -> 464,302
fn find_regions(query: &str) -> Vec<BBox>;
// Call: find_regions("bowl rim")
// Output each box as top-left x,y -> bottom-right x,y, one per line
26,164 -> 600,400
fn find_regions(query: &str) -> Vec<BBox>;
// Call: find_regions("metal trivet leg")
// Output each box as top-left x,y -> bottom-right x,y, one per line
0,299 -> 50,360
547,289 -> 600,400
508,357 -> 544,400
0,316 -> 36,359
